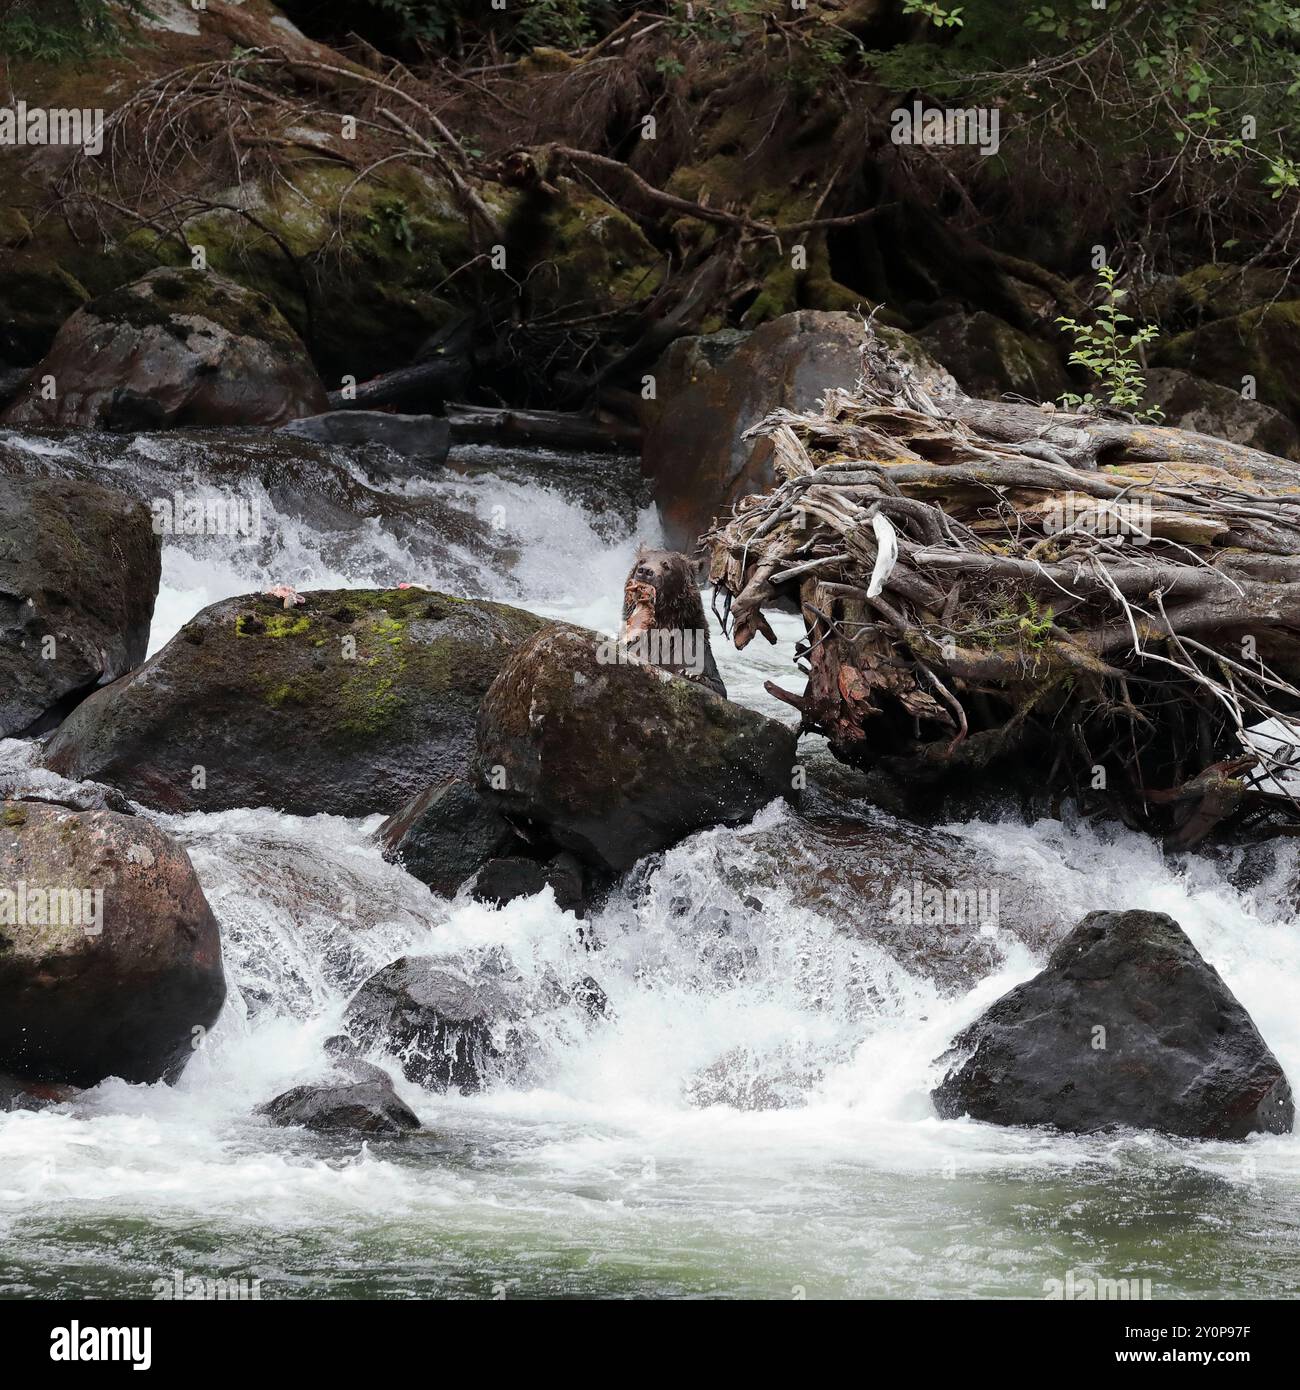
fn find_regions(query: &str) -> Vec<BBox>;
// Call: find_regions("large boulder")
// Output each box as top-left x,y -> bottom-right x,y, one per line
1,475 -> 160,737
1,268 -> 328,430
474,624 -> 798,873
43,588 -> 547,817
1168,263 -> 1292,325
641,310 -> 955,546
916,310 -> 1069,403
1154,300 -> 1300,421
932,909 -> 1294,1139
637,328 -> 749,432
0,799 -> 225,1087
1139,368 -> 1299,459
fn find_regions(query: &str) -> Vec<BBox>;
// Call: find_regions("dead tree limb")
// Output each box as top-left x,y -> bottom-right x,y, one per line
705,328 -> 1300,844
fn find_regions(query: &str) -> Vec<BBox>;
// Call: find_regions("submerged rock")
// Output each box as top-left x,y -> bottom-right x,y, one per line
642,310 -> 954,546
0,1070 -> 80,1113
731,808 -> 1067,994
474,623 -> 798,873
2,268 -> 327,430
0,474 -> 160,737
0,800 -> 225,1087
279,410 -> 451,463
344,957 -> 517,1094
932,909 -> 1294,1139
260,1067 -> 420,1136
344,952 -> 608,1093
42,588 -> 546,817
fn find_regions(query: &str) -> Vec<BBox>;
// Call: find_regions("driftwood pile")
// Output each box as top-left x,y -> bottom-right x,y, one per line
706,330 -> 1300,846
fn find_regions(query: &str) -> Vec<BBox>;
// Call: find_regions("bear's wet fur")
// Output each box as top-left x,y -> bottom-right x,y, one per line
620,548 -> 727,699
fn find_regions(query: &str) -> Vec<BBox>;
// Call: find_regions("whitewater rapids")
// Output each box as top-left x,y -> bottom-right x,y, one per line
1,432 -> 1297,1299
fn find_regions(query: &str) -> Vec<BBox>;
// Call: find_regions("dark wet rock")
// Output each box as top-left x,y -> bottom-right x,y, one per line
344,956 -> 517,1094
260,1070 -> 419,1136
638,328 -> 749,431
471,856 -> 549,906
0,474 -> 160,737
0,368 -> 29,411
725,807 -> 1068,994
932,909 -> 1295,1138
0,785 -> 136,817
0,800 -> 225,1087
470,853 -> 588,915
642,310 -> 955,546
546,852 -> 587,916
1,268 -> 327,430
916,310 -> 1069,403
42,588 -> 546,817
1139,368 -> 1299,459
0,1070 -> 80,1113
279,410 -> 451,462
378,777 -> 519,896
474,623 -> 797,873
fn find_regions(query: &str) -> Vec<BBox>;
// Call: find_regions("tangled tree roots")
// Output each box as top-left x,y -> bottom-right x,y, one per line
706,329 -> 1300,847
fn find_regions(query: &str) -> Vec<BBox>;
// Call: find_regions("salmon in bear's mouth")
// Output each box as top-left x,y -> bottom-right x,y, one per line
622,578 -> 657,639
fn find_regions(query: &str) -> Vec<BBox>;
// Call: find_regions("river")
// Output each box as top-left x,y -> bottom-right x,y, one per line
1,429 -> 1297,1299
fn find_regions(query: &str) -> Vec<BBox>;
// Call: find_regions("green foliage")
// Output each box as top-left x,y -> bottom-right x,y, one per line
365,198 -> 416,252
661,0 -> 855,94
363,0 -> 595,49
0,0 -> 145,61
1056,266 -> 1162,419
902,0 -> 965,27
864,0 -> 1300,211
1017,593 -> 1054,649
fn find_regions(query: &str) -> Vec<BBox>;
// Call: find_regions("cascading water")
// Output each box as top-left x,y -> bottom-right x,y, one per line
1,428 -> 1298,1300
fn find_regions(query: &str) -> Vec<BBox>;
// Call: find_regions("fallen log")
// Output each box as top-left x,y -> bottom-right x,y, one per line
326,359 -> 470,411
705,327 -> 1300,845
445,404 -> 641,451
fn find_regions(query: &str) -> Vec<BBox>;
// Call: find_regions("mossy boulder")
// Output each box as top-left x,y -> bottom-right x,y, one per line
642,310 -> 955,546
1174,263 -> 1292,323
917,310 -> 1069,403
1,474 -> 160,737
42,588 -> 547,817
0,799 -> 225,1088
1140,367 -> 1300,459
474,624 -> 798,873
155,165 -> 506,381
524,182 -> 665,318
2,266 -> 328,429
0,249 -> 92,365
1153,300 -> 1300,421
